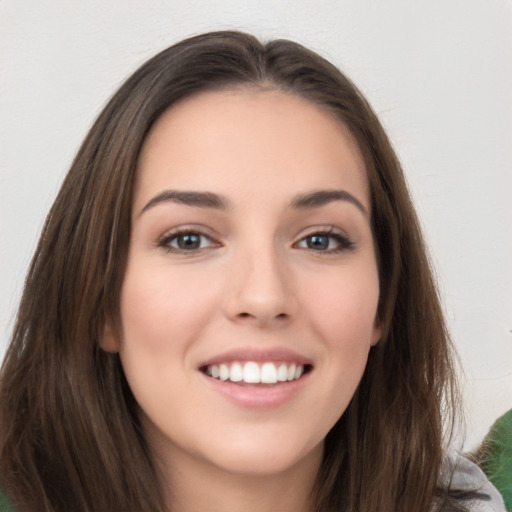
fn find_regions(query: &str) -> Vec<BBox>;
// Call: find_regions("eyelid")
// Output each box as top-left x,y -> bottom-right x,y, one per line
292,225 -> 350,242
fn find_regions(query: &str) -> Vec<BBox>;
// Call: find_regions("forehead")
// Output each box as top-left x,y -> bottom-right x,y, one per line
135,88 -> 369,212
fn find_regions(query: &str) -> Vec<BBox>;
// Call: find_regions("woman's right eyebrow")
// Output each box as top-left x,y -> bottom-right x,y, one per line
138,190 -> 230,217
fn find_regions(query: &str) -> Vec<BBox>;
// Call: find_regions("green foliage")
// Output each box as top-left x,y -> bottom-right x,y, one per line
479,409 -> 512,511
0,491 -> 13,512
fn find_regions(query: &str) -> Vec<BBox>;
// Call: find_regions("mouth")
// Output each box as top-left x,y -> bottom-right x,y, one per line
200,361 -> 313,385
198,350 -> 313,408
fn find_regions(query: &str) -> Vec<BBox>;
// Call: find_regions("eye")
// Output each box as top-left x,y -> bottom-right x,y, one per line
295,231 -> 354,253
158,230 -> 219,254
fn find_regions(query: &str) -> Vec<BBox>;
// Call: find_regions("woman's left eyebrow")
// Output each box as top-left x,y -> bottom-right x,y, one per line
290,189 -> 368,217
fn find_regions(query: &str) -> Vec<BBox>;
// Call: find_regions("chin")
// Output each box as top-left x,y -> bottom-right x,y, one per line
200,431 -> 324,478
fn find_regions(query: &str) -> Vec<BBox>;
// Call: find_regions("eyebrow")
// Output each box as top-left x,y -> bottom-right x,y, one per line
138,190 -> 229,216
290,189 -> 368,216
138,188 -> 368,217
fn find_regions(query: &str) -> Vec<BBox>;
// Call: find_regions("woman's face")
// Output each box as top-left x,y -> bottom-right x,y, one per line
102,89 -> 381,479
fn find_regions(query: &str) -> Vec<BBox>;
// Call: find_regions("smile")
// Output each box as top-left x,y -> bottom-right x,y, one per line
202,361 -> 310,384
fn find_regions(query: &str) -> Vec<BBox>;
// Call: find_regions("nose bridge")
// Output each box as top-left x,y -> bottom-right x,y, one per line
224,234 -> 295,325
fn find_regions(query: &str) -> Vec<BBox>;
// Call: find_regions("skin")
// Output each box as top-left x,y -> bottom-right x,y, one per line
102,89 -> 381,512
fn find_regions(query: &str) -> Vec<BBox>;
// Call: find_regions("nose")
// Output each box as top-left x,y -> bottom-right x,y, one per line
223,243 -> 297,327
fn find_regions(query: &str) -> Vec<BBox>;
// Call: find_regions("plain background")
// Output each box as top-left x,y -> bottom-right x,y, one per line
1,0 -> 511,451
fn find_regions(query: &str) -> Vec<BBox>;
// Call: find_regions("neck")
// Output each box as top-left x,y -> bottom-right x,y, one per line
156,443 -> 322,512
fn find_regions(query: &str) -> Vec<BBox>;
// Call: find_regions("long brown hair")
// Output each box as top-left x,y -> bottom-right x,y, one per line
0,31 -> 462,512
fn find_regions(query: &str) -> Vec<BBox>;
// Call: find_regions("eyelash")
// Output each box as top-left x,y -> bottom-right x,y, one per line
157,228 -> 355,255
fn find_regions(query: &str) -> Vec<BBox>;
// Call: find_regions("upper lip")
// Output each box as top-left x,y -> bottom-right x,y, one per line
198,347 -> 313,368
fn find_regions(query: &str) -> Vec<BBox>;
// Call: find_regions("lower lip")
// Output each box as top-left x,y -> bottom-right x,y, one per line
200,372 -> 311,409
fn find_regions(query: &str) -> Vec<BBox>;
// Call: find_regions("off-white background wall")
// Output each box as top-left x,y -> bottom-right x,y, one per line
1,0 -> 511,451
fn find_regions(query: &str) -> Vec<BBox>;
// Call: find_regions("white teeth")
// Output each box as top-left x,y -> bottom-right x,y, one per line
243,362 -> 260,383
230,362 -> 243,382
277,363 -> 288,382
204,361 -> 307,384
287,363 -> 296,381
219,363 -> 229,381
261,362 -> 278,384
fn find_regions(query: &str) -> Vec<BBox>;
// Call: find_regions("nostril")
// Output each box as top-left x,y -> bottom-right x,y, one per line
235,311 -> 289,321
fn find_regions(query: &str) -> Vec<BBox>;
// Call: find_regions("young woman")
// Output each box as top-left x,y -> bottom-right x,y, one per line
0,31 -> 505,512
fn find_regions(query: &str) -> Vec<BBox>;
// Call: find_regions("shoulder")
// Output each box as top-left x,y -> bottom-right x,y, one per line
441,452 -> 506,512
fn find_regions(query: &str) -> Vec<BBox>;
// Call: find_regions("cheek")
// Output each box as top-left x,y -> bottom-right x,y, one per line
300,262 -> 380,405
119,260 -> 218,351
116,262 -> 216,418
304,265 -> 380,342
